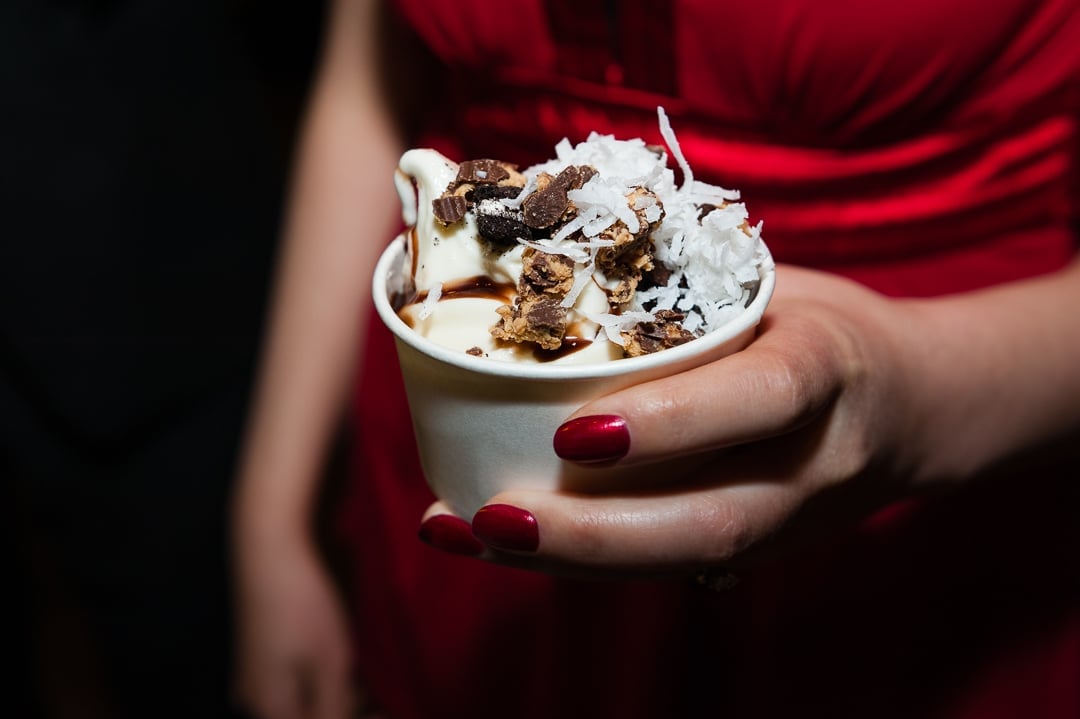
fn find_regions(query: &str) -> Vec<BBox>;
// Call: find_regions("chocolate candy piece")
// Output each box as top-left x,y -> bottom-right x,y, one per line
522,165 -> 596,230
457,159 -> 511,185
492,295 -> 568,350
622,310 -> 696,357
432,195 -> 468,225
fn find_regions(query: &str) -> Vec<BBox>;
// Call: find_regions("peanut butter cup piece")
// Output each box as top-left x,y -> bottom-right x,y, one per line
622,310 -> 696,357
522,249 -> 575,294
522,165 -> 596,230
432,195 -> 468,225
492,295 -> 567,350
457,159 -> 511,185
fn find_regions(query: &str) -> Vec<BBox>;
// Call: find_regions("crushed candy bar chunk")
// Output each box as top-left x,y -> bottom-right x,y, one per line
432,195 -> 467,225
622,310 -> 697,357
522,165 -> 596,230
592,188 -> 663,309
491,249 -> 575,349
493,295 -> 567,350
456,159 -> 512,185
521,248 -> 575,294
431,160 -> 527,230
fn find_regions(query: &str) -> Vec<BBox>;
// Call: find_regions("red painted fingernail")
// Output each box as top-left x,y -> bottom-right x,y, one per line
553,414 -> 630,463
418,514 -> 484,556
472,504 -> 539,553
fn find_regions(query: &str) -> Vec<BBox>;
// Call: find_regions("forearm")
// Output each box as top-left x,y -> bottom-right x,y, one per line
234,0 -> 403,541
904,255 -> 1080,486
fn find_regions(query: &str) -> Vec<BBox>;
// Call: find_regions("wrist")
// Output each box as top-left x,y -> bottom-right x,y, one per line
232,468 -> 316,552
894,287 -> 1059,489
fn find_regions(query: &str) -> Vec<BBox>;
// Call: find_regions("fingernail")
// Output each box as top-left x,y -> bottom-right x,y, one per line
553,414 -> 630,463
418,514 -> 484,556
472,504 -> 539,553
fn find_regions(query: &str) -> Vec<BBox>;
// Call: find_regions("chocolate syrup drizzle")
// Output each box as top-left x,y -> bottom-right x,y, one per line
396,274 -> 596,362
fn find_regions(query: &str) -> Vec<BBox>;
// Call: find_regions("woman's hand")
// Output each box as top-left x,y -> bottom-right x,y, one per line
233,527 -> 356,719
421,260 -> 1080,577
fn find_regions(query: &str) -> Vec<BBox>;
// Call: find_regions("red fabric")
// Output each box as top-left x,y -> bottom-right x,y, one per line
339,2 -> 1080,717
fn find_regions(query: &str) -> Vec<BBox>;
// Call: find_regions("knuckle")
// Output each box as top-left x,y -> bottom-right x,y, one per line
837,431 -> 875,479
759,314 -> 854,428
694,495 -> 755,563
564,505 -> 620,556
764,349 -> 829,426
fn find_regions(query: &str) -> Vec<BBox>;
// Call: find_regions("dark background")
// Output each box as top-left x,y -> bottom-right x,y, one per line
0,1 -> 323,716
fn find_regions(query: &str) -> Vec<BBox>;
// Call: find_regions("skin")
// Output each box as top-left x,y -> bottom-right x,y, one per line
425,260 -> 1080,576
233,0 -> 1080,716
231,1 -> 401,717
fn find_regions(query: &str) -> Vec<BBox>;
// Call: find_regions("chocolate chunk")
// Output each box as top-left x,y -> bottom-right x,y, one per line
489,246 -> 575,351
622,310 -> 696,357
466,346 -> 485,356
432,195 -> 467,225
629,332 -> 662,355
653,309 -> 688,324
522,187 -> 567,229
457,159 -> 511,185
522,165 -> 594,230
526,296 -> 565,332
640,262 -> 672,290
492,296 -> 567,350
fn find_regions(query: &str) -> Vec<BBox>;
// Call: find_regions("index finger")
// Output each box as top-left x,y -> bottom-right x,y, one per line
558,311 -> 849,466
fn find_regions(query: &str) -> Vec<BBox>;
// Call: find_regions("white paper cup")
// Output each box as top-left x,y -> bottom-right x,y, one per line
372,236 -> 776,518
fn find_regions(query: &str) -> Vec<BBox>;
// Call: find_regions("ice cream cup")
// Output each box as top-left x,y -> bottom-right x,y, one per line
372,235 -> 776,519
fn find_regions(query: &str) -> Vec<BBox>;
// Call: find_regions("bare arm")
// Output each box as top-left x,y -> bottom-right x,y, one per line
232,1 -> 405,716
234,0 -> 402,542
903,257 -> 1080,485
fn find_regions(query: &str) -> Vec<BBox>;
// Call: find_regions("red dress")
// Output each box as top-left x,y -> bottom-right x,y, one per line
340,1 -> 1080,716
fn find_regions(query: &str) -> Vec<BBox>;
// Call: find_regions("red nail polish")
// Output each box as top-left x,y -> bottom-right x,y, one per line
472,504 -> 539,553
418,514 -> 484,556
553,414 -> 629,463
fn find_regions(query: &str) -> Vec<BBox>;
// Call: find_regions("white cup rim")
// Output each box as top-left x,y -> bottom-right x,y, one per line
372,236 -> 775,382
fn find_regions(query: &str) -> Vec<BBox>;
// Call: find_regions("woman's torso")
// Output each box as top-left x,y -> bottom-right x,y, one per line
340,2 -> 1080,717
395,0 -> 1079,293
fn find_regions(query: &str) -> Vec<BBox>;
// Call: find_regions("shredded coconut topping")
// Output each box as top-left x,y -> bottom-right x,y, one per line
404,107 -> 772,360
517,107 -> 772,340
418,283 -> 442,320
583,310 -> 657,346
